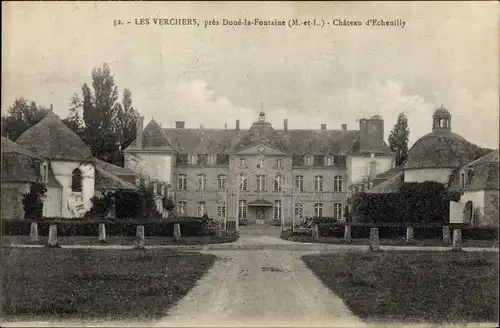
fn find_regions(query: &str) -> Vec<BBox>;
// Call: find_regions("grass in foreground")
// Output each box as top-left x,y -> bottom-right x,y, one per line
1,247 -> 216,321
289,235 -> 498,248
302,251 -> 499,324
2,234 -> 238,246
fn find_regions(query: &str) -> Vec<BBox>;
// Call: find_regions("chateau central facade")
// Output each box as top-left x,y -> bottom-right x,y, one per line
124,111 -> 395,225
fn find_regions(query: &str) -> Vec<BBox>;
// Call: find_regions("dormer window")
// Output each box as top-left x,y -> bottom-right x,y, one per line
305,156 -> 314,166
325,156 -> 334,167
189,154 -> 198,165
207,155 -> 217,165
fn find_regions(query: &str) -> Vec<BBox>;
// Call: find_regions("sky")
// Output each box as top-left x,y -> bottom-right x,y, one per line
2,1 -> 499,149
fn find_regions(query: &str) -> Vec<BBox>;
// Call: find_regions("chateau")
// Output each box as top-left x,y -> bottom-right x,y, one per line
2,106 -> 496,227
124,111 -> 396,225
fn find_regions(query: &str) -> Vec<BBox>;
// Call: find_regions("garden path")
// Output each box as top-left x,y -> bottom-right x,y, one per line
158,249 -> 366,327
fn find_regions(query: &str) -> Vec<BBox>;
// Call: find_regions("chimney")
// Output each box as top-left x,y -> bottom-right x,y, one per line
359,116 -> 384,153
284,119 -> 288,132
225,123 -> 227,130
321,124 -> 327,131
175,121 -> 185,129
341,124 -> 347,130
50,104 -> 53,112
135,116 -> 144,148
236,119 -> 240,130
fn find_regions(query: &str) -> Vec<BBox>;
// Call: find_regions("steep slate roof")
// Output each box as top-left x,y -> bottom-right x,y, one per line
2,137 -> 43,159
1,137 -> 61,187
94,167 -> 138,191
160,127 -> 360,156
405,130 -> 478,170
16,112 -> 93,162
465,163 -> 498,191
159,128 -> 241,154
128,117 -> 393,157
46,163 -> 62,188
141,119 -> 175,150
1,153 -> 40,183
352,137 -> 393,155
373,163 -> 404,181
448,150 -> 499,192
92,157 -> 136,176
465,149 -> 499,167
366,172 -> 404,194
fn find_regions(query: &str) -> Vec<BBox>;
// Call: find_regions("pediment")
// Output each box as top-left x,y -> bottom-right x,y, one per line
235,143 -> 286,156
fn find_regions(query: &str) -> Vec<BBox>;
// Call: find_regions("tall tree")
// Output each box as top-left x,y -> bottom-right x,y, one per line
61,94 -> 85,137
111,88 -> 139,165
1,98 -> 49,140
68,63 -> 138,165
388,112 -> 410,166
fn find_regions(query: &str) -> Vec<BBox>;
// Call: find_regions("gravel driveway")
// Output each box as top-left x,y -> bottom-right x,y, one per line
158,249 -> 366,327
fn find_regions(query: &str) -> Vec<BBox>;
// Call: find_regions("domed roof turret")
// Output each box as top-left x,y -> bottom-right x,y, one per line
433,105 -> 451,116
405,106 -> 476,170
16,111 -> 93,162
405,132 -> 474,169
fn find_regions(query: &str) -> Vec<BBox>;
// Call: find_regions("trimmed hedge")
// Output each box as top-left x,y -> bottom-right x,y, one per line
1,217 -> 218,237
317,222 -> 498,240
351,181 -> 450,225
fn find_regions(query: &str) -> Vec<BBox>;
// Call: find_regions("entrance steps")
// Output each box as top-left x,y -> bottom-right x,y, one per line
238,225 -> 282,237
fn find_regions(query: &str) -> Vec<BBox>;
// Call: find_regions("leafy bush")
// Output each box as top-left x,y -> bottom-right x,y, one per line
351,181 -> 449,225
85,187 -> 162,219
22,182 -> 47,219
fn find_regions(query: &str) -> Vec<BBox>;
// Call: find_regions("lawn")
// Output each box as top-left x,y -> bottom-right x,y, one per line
302,251 -> 499,324
1,234 -> 238,246
1,247 -> 216,321
288,235 -> 499,248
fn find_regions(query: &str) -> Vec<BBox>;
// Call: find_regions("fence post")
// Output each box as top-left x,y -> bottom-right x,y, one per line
136,225 -> 145,249
173,223 -> 182,241
29,222 -> 39,243
98,223 -> 107,244
312,223 -> 319,241
406,226 -> 414,243
344,225 -> 351,243
47,224 -> 59,248
370,228 -> 380,251
442,226 -> 451,245
452,229 -> 462,251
